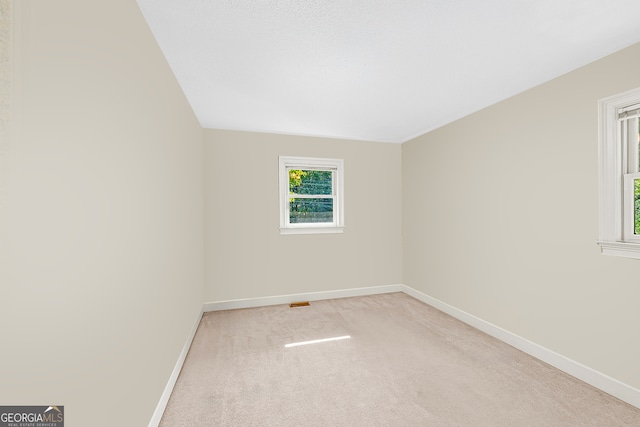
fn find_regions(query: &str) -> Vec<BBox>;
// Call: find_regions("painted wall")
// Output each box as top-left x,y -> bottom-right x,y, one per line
0,1 -> 204,426
403,42 -> 640,390
204,129 -> 402,302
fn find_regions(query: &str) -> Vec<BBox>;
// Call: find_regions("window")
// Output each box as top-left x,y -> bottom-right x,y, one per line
598,87 -> 640,258
279,156 -> 344,234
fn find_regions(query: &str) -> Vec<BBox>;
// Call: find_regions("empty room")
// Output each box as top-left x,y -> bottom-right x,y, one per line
2,0 -> 640,426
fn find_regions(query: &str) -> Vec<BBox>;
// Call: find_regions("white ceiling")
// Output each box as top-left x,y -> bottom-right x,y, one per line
136,0 -> 640,143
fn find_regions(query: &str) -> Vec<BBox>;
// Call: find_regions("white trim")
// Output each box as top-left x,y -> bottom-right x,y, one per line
626,117 -> 639,174
619,103 -> 640,115
596,240 -> 640,259
401,285 -> 640,409
203,284 -> 403,312
278,156 -> 344,234
148,307 -> 204,427
598,87 -> 640,258
280,226 -> 344,235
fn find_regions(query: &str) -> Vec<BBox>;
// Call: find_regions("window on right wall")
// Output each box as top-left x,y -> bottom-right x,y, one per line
598,87 -> 640,258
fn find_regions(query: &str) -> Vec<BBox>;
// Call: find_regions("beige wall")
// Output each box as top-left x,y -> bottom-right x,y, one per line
403,42 -> 640,390
0,1 -> 204,425
204,129 -> 402,302
0,0 -> 9,147
4,0 -> 640,422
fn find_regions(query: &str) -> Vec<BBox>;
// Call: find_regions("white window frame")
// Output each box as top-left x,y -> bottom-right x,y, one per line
597,87 -> 640,258
278,156 -> 344,235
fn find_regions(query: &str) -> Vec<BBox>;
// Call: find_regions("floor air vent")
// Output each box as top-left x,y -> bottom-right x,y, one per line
289,301 -> 310,308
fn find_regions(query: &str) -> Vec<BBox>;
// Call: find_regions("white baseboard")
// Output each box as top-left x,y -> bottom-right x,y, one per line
202,284 -> 404,312
148,306 -> 204,427
401,284 -> 640,410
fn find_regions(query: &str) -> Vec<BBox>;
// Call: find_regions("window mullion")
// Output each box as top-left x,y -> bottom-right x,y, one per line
630,118 -> 639,174
622,119 -> 629,173
621,118 -> 640,174
622,119 -> 640,242
289,194 -> 335,199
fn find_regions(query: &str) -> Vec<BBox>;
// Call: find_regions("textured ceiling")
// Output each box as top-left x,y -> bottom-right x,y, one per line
136,0 -> 640,143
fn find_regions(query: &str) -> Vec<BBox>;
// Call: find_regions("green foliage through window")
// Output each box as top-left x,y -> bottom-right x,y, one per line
289,169 -> 332,195
635,177 -> 640,235
289,198 -> 333,223
288,169 -> 333,223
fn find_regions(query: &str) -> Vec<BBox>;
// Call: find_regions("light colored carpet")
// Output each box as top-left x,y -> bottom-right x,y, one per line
159,292 -> 640,426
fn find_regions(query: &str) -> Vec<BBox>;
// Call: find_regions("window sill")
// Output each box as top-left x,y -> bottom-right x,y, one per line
597,241 -> 640,259
280,227 -> 344,235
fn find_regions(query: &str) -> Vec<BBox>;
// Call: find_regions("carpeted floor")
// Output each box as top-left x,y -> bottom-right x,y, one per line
159,292 -> 640,426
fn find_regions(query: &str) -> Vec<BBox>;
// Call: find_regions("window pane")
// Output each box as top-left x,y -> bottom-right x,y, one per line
290,198 -> 333,223
635,177 -> 640,235
289,169 -> 332,195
